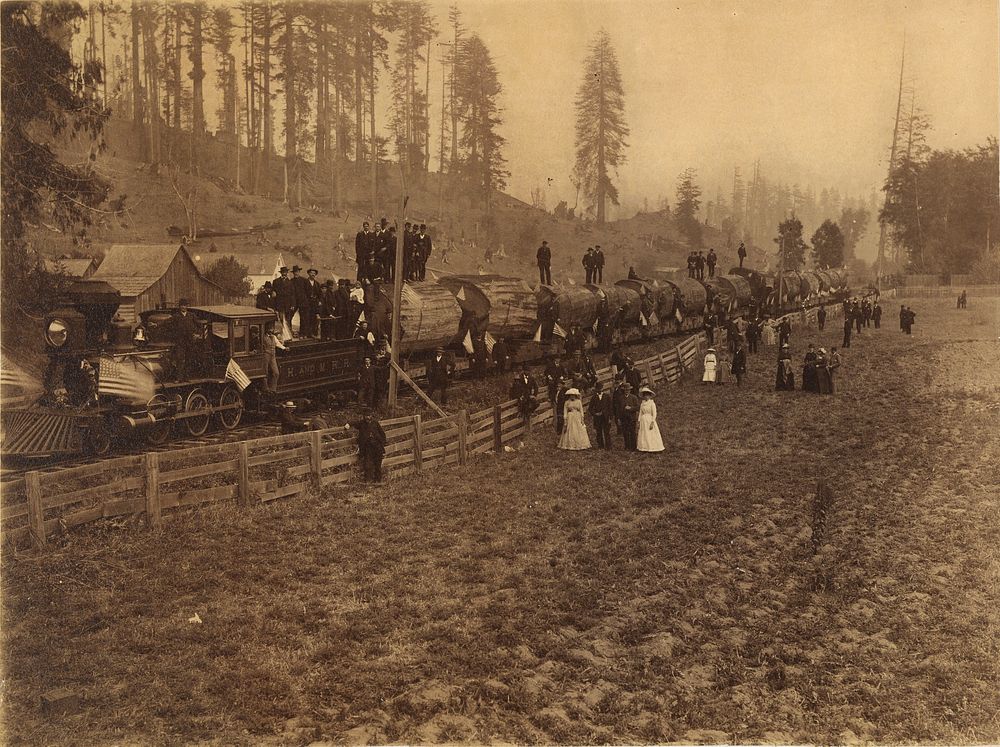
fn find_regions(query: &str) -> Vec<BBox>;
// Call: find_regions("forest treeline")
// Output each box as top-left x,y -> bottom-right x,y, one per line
93,1 -> 506,213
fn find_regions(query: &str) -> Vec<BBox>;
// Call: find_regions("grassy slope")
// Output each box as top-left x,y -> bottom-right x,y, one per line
2,299 -> 998,745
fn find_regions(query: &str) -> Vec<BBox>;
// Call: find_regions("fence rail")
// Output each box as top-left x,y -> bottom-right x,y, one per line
893,284 -> 1000,298
2,332 -> 710,550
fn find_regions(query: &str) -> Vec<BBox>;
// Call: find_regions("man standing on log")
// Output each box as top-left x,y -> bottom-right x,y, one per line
594,245 -> 605,284
416,224 -> 431,281
738,241 -> 747,268
537,240 -> 552,285
356,221 -> 374,281
583,247 -> 595,284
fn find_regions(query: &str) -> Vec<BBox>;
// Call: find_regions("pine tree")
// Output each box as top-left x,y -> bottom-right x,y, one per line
2,2 -> 111,312
453,33 -> 507,210
675,168 -> 702,247
186,1 -> 207,138
573,29 -> 629,223
775,216 -> 807,270
389,0 -> 436,176
810,220 -> 845,269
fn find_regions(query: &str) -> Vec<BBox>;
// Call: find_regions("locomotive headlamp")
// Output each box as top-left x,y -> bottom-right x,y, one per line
46,318 -> 69,347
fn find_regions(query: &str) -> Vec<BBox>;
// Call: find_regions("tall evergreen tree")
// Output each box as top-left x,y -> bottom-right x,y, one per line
573,29 -> 629,223
775,216 -> 807,270
389,0 -> 436,176
453,33 -> 507,210
675,168 -> 703,247
1,2 -> 111,312
811,219 -> 845,269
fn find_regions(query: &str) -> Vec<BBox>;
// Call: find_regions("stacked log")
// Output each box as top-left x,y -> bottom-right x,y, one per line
615,279 -> 659,322
590,284 -> 641,325
373,282 -> 463,355
536,285 -> 600,329
438,275 -> 538,338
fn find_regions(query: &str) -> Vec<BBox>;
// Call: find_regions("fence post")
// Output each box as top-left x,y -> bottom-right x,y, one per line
457,409 -> 468,465
237,441 -> 250,506
675,344 -> 686,373
144,452 -> 161,529
310,430 -> 322,487
25,471 -> 46,550
644,359 -> 656,387
494,405 -> 503,453
412,414 -> 423,472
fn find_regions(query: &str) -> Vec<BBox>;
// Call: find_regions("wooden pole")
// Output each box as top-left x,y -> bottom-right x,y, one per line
412,414 -> 423,471
389,359 -> 447,418
457,409 -> 468,465
144,452 -> 161,529
25,471 -> 46,549
310,430 -> 323,486
237,441 -> 250,506
493,404 -> 503,453
388,171 -> 408,411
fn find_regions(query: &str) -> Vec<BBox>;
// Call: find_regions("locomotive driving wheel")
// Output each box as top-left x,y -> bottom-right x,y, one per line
82,417 -> 113,457
145,394 -> 174,445
183,390 -> 211,437
216,385 -> 243,430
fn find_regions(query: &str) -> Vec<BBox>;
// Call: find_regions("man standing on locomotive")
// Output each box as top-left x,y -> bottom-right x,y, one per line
262,323 -> 286,394
172,299 -> 199,380
273,266 -> 294,335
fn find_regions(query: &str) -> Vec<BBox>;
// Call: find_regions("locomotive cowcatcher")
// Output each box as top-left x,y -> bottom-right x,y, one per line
1,280 -> 363,458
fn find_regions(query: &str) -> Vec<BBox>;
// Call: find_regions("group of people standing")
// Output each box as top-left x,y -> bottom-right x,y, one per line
775,343 -> 841,393
839,297 -> 883,348
256,267 -> 363,340
354,218 -> 433,284
686,249 -> 717,279
581,246 -> 606,284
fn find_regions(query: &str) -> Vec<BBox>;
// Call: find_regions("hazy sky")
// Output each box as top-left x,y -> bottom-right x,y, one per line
431,0 -> 999,213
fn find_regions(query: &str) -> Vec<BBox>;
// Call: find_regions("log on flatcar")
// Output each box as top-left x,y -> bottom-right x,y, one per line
438,275 -> 538,339
371,281 -> 462,355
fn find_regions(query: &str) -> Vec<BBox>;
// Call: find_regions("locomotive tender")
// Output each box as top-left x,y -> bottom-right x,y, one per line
2,263 -> 848,459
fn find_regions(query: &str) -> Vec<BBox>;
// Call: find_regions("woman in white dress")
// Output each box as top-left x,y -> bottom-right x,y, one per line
557,388 -> 591,450
636,386 -> 665,452
702,347 -> 718,384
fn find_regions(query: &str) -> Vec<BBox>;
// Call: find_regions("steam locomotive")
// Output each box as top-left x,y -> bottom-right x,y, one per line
1,264 -> 848,459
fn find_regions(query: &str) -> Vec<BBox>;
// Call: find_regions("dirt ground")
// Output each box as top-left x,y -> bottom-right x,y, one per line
2,298 -> 998,745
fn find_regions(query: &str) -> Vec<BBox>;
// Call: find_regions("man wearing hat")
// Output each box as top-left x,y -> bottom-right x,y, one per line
775,344 -> 794,390
732,338 -> 747,387
172,298 -> 199,380
426,347 -> 452,406
288,266 -> 308,337
510,363 -> 538,419
402,222 -> 414,280
536,240 -> 552,285
319,279 -> 337,338
300,268 -> 321,337
357,355 -> 376,407
262,322 -> 286,393
356,407 -> 387,482
588,380 -> 613,449
279,400 -> 305,435
273,266 -> 294,331
620,382 -> 640,450
593,245 -> 605,284
356,221 -> 374,280
582,247 -> 595,284
416,224 -> 431,281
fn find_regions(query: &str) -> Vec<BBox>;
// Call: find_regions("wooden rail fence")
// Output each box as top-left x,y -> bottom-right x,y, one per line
1,333 -> 705,551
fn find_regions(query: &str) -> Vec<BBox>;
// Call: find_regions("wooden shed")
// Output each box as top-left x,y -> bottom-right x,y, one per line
91,244 -> 231,322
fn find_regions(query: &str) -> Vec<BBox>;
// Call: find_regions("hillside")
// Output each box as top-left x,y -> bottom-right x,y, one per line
29,121 -> 757,289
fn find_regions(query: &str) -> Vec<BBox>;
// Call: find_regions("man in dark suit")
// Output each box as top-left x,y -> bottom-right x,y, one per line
272,266 -> 294,331
621,382 -> 640,450
817,303 -> 826,330
416,224 -> 431,280
301,268 -> 321,337
426,347 -> 452,405
593,245 -> 605,284
543,355 -> 565,405
731,339 -> 747,386
738,241 -> 747,267
583,247 -> 595,284
357,356 -> 376,407
706,248 -> 718,278
290,266 -> 309,337
510,364 -> 538,419
588,380 -> 613,449
172,298 -> 199,380
537,241 -> 552,285
356,408 -> 387,482
492,336 -> 510,374
355,222 -> 374,280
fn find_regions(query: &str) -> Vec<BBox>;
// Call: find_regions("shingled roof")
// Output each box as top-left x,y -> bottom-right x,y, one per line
91,244 -> 194,296
44,257 -> 97,277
